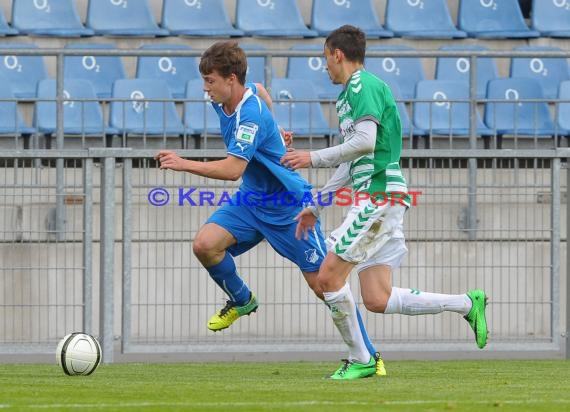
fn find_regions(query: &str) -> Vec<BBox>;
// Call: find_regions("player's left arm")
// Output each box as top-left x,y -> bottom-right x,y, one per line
281,119 -> 377,169
155,150 -> 247,181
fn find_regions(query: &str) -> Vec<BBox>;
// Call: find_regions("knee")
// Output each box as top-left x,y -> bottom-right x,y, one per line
362,297 -> 388,313
192,234 -> 218,261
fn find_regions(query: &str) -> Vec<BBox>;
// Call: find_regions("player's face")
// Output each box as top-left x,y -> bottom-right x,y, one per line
201,70 -> 233,104
324,46 -> 342,85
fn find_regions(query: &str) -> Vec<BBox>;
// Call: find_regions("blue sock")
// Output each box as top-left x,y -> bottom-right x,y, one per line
356,307 -> 377,357
206,252 -> 251,306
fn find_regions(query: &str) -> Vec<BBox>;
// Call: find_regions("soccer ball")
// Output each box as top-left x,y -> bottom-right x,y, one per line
56,332 -> 102,376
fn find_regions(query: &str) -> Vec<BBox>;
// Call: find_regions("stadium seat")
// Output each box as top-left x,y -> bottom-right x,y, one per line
269,78 -> 333,140
286,44 -> 341,101
510,46 -> 570,100
34,79 -> 117,146
311,0 -> 393,38
366,46 -> 425,100
86,0 -> 169,37
183,78 -> 221,148
555,80 -> 570,137
484,78 -> 556,146
235,0 -> 318,38
390,81 -> 425,147
136,44 -> 200,99
531,0 -> 570,38
457,0 -> 539,38
384,0 -> 467,38
0,43 -> 49,99
413,80 -> 492,138
435,45 -> 499,99
240,44 -> 269,84
110,79 -> 184,146
0,80 -> 35,147
161,0 -> 244,37
11,0 -> 93,37
0,8 -> 18,36
64,43 -> 127,99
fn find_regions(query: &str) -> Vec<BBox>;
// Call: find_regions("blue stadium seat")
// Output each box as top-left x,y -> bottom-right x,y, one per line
458,0 -> 539,38
34,79 -> 116,140
413,80 -> 492,138
0,43 -> 48,99
11,0 -> 93,37
510,46 -> 570,100
86,0 -> 169,37
136,44 -> 200,99
286,44 -> 341,101
235,0 -> 318,38
531,0 -> 570,38
384,0 -> 466,38
366,46 -> 425,100
270,78 -> 333,139
0,80 -> 35,145
0,8 -> 18,36
389,81 -> 425,146
556,80 -> 570,137
110,79 -> 184,144
64,43 -> 127,99
311,0 -> 393,38
435,45 -> 499,99
161,0 -> 244,37
183,78 -> 221,144
240,44 -> 269,84
484,78 -> 556,142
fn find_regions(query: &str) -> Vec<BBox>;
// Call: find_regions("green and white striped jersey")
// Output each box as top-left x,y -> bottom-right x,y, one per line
336,69 -> 410,206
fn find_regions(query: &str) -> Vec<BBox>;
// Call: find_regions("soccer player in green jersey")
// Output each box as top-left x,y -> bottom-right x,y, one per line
281,25 -> 488,380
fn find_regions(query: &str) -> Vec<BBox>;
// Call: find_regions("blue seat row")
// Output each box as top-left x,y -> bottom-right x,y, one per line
0,0 -> 566,39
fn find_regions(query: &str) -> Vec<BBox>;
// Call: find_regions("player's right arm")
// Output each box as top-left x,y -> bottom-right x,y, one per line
155,150 -> 247,181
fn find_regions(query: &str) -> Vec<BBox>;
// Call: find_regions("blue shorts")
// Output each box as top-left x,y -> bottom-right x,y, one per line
206,202 -> 326,273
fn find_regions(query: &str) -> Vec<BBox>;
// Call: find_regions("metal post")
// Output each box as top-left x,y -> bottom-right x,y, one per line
100,156 -> 116,363
566,159 -> 570,358
55,52 -> 65,240
551,158 -> 561,352
467,55 -> 478,240
82,158 -> 93,334
121,158 -> 132,353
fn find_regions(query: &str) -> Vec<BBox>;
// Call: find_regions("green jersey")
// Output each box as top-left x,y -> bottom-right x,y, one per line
336,69 -> 410,205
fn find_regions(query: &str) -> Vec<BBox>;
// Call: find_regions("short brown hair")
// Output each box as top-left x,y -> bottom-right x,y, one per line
199,41 -> 247,84
324,25 -> 366,64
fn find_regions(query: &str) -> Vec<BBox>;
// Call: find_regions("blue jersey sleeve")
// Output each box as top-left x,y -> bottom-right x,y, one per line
226,96 -> 263,162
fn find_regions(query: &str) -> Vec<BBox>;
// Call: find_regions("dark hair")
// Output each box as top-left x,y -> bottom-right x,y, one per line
199,41 -> 247,84
324,25 -> 366,64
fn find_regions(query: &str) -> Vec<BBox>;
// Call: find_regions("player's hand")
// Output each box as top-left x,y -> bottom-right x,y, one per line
280,148 -> 312,170
279,127 -> 294,147
294,208 -> 317,240
155,150 -> 186,171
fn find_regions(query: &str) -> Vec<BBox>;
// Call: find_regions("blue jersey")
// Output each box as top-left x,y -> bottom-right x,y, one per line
211,83 -> 312,224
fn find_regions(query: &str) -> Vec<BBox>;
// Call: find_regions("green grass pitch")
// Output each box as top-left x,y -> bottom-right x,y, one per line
0,360 -> 568,411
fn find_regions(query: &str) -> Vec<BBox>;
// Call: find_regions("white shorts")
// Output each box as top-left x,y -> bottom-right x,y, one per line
326,200 -> 408,270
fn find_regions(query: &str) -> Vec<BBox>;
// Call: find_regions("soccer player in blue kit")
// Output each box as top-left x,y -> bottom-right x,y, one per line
155,41 -> 386,377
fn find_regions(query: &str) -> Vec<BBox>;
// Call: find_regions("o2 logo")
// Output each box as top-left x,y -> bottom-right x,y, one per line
381,58 -> 400,76
307,57 -> 327,73
528,58 -> 548,77
184,0 -> 201,8
81,56 -> 100,73
479,0 -> 498,10
333,0 -> 351,8
110,0 -> 127,8
4,56 -> 22,72
33,0 -> 51,13
277,89 -> 295,108
62,90 -> 74,108
504,88 -> 523,107
432,91 -> 450,110
407,0 -> 424,9
257,0 -> 275,9
130,90 -> 149,113
455,58 -> 471,74
552,0 -> 570,10
158,57 -> 177,75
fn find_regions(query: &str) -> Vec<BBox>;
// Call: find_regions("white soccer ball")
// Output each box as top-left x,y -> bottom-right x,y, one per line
56,332 -> 102,376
